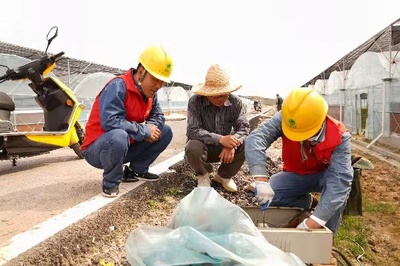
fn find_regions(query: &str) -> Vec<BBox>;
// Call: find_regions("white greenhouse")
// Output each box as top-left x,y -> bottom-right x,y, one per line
303,18 -> 400,149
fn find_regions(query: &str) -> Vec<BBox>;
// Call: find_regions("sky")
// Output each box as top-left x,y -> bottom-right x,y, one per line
1,0 -> 400,98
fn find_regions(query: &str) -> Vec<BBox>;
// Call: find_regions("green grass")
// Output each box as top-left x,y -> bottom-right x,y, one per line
363,194 -> 397,215
334,195 -> 398,264
335,216 -> 369,255
364,201 -> 397,214
147,200 -> 157,208
166,188 -> 180,196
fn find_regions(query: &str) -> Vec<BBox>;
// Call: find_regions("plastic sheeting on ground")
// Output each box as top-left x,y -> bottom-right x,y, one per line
125,187 -> 305,266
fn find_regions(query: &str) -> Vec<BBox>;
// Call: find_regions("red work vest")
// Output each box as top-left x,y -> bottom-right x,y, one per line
281,116 -> 347,175
81,69 -> 153,150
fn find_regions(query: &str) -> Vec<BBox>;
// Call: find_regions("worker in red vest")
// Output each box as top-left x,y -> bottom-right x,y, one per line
81,46 -> 173,198
245,87 -> 353,234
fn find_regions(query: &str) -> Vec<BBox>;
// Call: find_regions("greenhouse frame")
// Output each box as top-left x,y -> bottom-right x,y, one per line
303,18 -> 400,149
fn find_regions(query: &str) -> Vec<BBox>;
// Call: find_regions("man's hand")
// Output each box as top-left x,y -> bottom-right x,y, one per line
145,124 -> 161,143
219,147 -> 235,164
255,181 -> 275,209
219,135 -> 240,149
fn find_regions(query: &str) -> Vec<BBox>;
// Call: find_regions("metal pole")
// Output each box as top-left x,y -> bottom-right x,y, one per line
340,91 -> 343,122
366,26 -> 392,149
355,94 -> 359,134
366,80 -> 386,148
340,59 -> 345,123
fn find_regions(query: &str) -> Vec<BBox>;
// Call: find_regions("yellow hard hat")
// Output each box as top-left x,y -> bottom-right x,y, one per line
138,45 -> 173,83
281,87 -> 328,141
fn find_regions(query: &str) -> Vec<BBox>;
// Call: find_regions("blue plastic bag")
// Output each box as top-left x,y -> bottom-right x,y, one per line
125,187 -> 305,266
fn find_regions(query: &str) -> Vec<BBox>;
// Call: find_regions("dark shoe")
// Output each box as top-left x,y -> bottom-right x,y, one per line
123,166 -> 160,182
121,166 -> 139,183
102,185 -> 119,198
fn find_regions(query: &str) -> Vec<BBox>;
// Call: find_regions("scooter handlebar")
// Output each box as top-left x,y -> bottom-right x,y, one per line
0,73 -> 8,81
50,52 -> 65,62
0,51 -> 65,84
0,69 -> 17,83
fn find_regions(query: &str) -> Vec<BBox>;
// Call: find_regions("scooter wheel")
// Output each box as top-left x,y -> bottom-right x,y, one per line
71,143 -> 84,159
75,122 -> 85,145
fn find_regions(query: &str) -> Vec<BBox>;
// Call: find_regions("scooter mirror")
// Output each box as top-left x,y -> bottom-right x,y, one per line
46,26 -> 58,42
45,26 -> 58,54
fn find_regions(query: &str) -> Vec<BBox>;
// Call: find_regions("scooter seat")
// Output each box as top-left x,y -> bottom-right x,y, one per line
0,120 -> 14,133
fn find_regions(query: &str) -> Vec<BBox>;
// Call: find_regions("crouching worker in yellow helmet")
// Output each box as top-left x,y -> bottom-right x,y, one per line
245,87 -> 353,234
81,45 -> 174,198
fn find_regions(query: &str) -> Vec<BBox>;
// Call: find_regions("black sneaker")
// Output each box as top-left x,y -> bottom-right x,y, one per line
102,185 -> 119,198
123,166 -> 160,182
121,166 -> 139,183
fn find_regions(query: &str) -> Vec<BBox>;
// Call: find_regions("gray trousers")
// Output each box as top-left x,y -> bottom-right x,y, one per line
184,139 -> 245,179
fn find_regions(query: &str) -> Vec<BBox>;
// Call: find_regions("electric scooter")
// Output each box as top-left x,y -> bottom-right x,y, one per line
0,26 -> 85,166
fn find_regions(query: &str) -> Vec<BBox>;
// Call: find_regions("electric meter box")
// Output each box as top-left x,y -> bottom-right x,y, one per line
241,206 -> 333,264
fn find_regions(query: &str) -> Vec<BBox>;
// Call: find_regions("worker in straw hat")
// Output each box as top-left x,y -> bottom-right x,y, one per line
245,87 -> 353,234
185,64 -> 250,192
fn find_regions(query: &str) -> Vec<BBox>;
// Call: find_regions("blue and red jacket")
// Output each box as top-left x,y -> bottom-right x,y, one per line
282,116 -> 347,175
81,70 -> 153,150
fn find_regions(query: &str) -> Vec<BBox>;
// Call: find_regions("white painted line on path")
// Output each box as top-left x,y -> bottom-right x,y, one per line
0,151 -> 184,265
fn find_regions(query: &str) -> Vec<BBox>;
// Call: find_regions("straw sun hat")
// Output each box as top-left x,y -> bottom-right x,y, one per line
192,64 -> 242,96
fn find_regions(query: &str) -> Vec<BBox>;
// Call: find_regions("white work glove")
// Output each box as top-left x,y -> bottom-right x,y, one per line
255,181 -> 275,210
296,218 -> 309,230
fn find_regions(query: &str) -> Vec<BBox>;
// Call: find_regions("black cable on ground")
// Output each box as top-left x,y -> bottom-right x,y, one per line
332,246 -> 353,266
278,208 -> 314,228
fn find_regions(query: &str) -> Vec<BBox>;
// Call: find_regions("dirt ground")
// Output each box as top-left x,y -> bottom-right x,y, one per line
350,148 -> 400,265
3,109 -> 400,266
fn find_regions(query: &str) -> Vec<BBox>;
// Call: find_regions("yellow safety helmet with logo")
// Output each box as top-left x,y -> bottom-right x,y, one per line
281,87 -> 328,141
138,45 -> 173,83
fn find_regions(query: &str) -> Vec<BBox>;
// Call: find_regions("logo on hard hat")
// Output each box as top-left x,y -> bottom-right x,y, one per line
288,118 -> 296,128
164,63 -> 172,74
